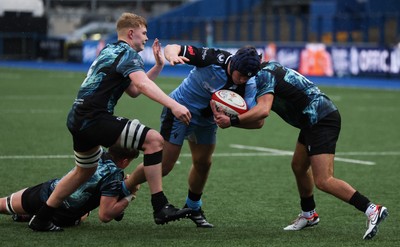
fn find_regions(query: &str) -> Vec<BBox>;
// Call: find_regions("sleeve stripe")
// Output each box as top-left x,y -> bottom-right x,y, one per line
182,45 -> 187,57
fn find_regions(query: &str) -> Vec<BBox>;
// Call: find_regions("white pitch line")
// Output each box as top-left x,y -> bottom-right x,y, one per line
1,146 -> 396,166
336,151 -> 400,156
230,144 -> 376,166
0,155 -> 74,159
0,152 -> 295,160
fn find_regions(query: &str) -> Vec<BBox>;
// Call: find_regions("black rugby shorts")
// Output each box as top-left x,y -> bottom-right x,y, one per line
298,110 -> 341,156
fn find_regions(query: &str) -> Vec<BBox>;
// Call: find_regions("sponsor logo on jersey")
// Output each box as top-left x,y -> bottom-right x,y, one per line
188,46 -> 195,56
201,48 -> 208,60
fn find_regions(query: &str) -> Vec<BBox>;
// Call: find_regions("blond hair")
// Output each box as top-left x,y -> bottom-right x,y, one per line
116,12 -> 147,33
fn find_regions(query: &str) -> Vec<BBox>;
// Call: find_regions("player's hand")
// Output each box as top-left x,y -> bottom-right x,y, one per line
131,184 -> 140,195
152,38 -> 164,67
210,100 -> 231,128
168,55 -> 190,66
171,104 -> 191,125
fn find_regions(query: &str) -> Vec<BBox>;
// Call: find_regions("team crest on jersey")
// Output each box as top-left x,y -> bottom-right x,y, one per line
131,59 -> 142,66
217,54 -> 225,64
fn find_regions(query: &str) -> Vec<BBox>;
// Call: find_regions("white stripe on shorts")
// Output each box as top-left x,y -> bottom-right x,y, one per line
121,119 -> 145,150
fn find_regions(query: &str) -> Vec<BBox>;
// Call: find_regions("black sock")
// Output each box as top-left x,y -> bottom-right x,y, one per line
151,191 -> 168,212
188,189 -> 202,201
349,191 -> 371,212
36,203 -> 56,221
300,195 -> 316,212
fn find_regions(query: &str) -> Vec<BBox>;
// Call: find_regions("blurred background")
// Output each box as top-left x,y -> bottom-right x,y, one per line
0,0 -> 399,79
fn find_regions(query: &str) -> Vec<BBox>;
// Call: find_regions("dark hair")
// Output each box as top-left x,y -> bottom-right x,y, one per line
108,146 -> 139,162
230,46 -> 261,77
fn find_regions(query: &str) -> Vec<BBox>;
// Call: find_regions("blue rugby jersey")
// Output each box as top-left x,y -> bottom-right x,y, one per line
67,41 -> 144,131
255,61 -> 338,128
169,45 -> 259,126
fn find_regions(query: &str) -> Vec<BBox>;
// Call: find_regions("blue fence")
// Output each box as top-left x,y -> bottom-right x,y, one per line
0,0 -> 399,61
145,0 -> 400,46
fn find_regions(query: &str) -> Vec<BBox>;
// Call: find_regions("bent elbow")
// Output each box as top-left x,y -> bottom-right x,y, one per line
260,109 -> 270,119
254,119 -> 265,129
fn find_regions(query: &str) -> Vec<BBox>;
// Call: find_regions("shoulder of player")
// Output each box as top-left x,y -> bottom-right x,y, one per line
96,159 -> 119,175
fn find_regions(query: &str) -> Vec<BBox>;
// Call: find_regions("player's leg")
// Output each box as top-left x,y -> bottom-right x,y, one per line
0,189 -> 28,215
124,141 -> 182,189
29,146 -> 101,231
284,141 -> 319,231
184,141 -> 215,228
291,141 -> 314,199
127,107 -> 185,186
48,149 -> 100,207
310,111 -> 387,239
187,142 -> 215,196
118,119 -> 191,225
161,141 -> 182,176
183,124 -> 217,228
159,106 -> 185,176
310,153 -> 388,239
138,129 -> 164,194
310,153 -> 356,201
285,111 -> 342,231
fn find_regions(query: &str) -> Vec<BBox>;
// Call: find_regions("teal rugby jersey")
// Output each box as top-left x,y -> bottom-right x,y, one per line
255,61 -> 338,128
67,41 -> 144,131
42,152 -> 126,217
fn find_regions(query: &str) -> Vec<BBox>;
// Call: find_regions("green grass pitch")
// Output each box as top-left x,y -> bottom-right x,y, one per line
0,68 -> 399,246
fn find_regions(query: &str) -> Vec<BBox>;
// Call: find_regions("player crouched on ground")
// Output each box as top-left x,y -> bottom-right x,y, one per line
0,146 -> 140,228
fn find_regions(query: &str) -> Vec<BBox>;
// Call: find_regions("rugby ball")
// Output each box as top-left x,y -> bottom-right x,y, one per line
211,89 -> 248,117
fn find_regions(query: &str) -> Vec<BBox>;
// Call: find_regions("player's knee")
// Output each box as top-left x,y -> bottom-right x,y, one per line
314,177 -> 332,192
142,129 -> 164,153
291,161 -> 308,174
290,162 -> 298,173
193,161 -> 212,175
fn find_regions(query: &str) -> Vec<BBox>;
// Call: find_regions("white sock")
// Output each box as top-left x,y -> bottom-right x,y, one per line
365,203 -> 377,217
302,209 -> 316,218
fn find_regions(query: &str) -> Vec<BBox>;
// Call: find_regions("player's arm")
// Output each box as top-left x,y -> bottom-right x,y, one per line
146,38 -> 164,81
126,39 -> 164,98
129,71 -> 191,125
165,44 -> 230,67
211,93 -> 272,129
164,44 -> 190,65
98,195 -> 130,223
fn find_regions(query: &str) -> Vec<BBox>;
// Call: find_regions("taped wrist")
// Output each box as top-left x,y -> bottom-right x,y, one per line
124,194 -> 136,203
121,181 -> 131,196
230,115 -> 240,126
